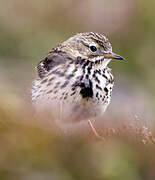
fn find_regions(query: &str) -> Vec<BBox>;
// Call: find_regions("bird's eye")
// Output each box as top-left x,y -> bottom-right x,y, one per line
89,45 -> 97,52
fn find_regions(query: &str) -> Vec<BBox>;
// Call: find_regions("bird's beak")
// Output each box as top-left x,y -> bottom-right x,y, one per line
103,52 -> 125,60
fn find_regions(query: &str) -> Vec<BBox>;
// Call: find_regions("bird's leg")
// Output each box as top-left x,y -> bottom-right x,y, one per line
88,120 -> 104,140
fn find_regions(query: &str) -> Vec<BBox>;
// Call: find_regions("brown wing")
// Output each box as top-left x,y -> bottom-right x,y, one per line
37,49 -> 72,78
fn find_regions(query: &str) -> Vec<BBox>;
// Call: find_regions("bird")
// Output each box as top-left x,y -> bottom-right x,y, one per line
32,32 -> 125,139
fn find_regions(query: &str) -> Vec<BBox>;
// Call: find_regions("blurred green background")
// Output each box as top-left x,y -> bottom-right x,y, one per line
0,0 -> 155,179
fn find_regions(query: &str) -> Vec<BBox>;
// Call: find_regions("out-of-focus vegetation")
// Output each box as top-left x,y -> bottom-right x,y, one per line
0,105 -> 155,180
0,0 -> 155,179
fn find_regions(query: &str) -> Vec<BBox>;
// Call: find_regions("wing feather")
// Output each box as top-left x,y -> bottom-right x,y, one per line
37,49 -> 72,78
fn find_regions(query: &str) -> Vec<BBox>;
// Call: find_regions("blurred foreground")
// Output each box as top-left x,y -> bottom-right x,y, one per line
0,99 -> 155,180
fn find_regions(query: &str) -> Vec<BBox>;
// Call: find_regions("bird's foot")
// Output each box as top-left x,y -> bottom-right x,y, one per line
88,120 -> 105,141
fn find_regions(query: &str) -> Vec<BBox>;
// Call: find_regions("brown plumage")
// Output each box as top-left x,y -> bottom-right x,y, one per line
32,32 -> 125,138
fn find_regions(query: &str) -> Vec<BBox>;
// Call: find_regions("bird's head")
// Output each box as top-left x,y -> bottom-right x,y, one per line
60,32 -> 125,68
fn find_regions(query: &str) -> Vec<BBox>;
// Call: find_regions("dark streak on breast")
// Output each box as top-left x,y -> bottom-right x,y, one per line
80,80 -> 93,98
72,80 -> 93,99
104,87 -> 108,95
96,84 -> 102,91
93,73 -> 100,84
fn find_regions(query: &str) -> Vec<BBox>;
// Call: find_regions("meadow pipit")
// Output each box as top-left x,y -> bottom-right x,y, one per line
32,32 -> 125,139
